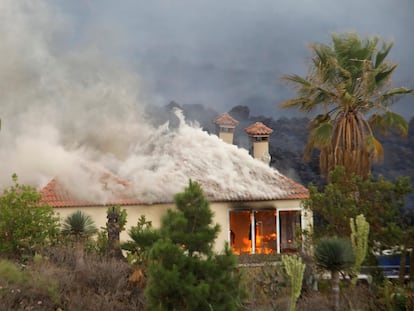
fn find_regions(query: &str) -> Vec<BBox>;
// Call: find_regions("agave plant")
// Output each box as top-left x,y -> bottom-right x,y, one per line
62,210 -> 97,240
314,237 -> 355,311
62,211 -> 97,270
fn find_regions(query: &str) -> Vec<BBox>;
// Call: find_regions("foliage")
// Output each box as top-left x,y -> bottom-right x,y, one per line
350,214 -> 370,285
305,167 -> 413,249
85,227 -> 108,255
282,254 -> 306,311
281,32 -> 414,178
163,179 -> 221,256
377,279 -> 409,311
107,205 -> 127,231
0,174 -> 60,257
314,237 -> 355,311
122,215 -> 160,265
142,180 -> 246,310
85,206 -> 127,256
61,210 -> 97,240
314,237 -> 355,274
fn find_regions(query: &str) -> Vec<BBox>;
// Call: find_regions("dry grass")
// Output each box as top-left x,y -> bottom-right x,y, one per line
0,247 -> 145,311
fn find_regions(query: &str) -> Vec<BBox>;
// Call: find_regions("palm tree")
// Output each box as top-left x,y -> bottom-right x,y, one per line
62,211 -> 97,270
314,237 -> 355,311
281,32 -> 413,178
62,210 -> 97,239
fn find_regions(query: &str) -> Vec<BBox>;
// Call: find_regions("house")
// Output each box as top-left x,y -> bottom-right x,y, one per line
40,113 -> 311,254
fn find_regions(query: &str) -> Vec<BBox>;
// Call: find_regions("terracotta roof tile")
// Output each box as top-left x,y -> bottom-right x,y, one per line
213,113 -> 239,127
245,122 -> 273,136
40,169 -> 308,208
39,176 -> 142,208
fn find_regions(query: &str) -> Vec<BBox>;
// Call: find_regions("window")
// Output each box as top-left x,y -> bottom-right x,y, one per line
279,211 -> 301,253
229,209 -> 277,254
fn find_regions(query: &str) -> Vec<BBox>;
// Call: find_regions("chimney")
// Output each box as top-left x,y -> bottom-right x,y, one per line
244,122 -> 273,164
213,113 -> 239,144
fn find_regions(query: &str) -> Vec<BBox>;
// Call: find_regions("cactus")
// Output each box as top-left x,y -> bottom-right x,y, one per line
282,254 -> 306,311
350,214 -> 369,285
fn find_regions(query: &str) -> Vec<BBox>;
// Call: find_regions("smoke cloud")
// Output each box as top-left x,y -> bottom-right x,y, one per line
0,1 -> 151,191
1,1 -> 296,203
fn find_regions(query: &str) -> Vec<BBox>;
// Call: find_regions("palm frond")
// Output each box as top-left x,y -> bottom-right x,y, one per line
374,41 -> 394,68
365,135 -> 384,162
370,111 -> 408,137
279,97 -> 309,109
381,87 -> 414,102
303,139 -> 316,161
374,65 -> 397,85
310,122 -> 333,148
283,74 -> 312,87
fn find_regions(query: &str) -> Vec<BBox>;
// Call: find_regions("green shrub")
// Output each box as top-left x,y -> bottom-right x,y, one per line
0,174 -> 60,258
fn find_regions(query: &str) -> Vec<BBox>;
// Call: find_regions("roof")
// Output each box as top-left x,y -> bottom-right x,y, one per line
39,121 -> 308,208
245,122 -> 273,136
39,168 -> 308,208
40,175 -> 308,208
213,113 -> 239,127
39,173 -> 142,208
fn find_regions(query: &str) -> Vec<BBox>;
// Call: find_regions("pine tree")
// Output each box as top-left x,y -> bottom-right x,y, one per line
144,180 -> 246,311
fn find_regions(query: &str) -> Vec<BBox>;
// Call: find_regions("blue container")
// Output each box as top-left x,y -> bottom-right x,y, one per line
376,254 -> 410,277
377,254 -> 409,266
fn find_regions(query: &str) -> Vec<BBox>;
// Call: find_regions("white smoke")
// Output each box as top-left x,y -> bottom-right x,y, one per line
0,1 -> 149,185
0,1 -> 290,203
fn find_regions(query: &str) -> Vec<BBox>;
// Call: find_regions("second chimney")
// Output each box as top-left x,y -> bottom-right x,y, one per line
244,122 -> 273,164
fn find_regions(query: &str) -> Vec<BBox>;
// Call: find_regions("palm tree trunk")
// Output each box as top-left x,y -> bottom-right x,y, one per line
74,239 -> 85,271
331,270 -> 340,311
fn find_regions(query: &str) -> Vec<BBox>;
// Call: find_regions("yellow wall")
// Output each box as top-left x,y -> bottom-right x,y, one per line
54,199 -> 312,253
54,204 -> 174,242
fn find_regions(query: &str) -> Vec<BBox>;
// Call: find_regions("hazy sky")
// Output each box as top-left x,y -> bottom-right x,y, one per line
57,0 -> 414,117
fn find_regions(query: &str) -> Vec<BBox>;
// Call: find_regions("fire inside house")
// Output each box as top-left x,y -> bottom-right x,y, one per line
230,210 -> 301,254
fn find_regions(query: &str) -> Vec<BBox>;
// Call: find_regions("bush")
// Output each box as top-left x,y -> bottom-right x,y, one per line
32,247 -> 145,310
0,174 -> 59,258
240,262 -> 289,310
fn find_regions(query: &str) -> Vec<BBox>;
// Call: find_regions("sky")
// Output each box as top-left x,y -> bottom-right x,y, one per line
58,0 -> 414,118
0,0 -> 413,195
